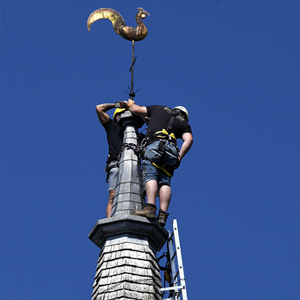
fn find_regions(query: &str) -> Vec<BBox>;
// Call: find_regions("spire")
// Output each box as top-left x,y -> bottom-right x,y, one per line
89,112 -> 168,300
111,110 -> 145,217
87,8 -> 168,299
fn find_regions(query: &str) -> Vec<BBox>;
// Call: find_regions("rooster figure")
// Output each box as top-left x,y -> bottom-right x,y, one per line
87,7 -> 150,41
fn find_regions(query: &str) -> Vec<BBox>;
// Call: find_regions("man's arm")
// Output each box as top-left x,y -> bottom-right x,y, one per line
95,103 -> 116,125
178,132 -> 193,162
127,99 -> 148,117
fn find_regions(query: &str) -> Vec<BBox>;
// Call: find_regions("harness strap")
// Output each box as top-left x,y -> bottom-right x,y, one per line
143,140 -> 177,177
145,108 -> 181,147
154,129 -> 176,142
144,155 -> 174,177
144,129 -> 177,148
106,154 -> 120,164
152,161 -> 174,177
167,115 -> 175,132
168,107 -> 182,132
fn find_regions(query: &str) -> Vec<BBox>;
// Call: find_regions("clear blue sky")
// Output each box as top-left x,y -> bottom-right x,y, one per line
1,1 -> 300,299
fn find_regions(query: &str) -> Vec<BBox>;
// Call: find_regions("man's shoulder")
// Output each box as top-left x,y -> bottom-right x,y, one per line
102,118 -> 112,127
173,116 -> 192,134
103,118 -> 121,130
147,105 -> 171,112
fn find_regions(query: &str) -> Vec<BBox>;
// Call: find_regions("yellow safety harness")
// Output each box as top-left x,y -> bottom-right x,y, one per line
143,109 -> 182,177
153,128 -> 177,143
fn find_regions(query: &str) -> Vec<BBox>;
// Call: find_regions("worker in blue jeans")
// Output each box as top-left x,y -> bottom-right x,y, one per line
127,100 -> 193,226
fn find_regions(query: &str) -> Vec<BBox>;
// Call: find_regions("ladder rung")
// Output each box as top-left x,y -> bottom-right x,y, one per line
171,251 -> 177,261
169,231 -> 174,239
161,285 -> 184,292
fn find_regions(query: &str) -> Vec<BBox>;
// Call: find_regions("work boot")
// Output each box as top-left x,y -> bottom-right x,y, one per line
132,203 -> 157,219
157,210 -> 169,227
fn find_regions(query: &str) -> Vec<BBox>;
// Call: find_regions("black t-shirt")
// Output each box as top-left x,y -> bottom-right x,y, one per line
103,119 -> 123,157
145,105 -> 192,139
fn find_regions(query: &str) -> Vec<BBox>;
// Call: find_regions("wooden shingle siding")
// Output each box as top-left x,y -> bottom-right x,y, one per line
92,241 -> 163,300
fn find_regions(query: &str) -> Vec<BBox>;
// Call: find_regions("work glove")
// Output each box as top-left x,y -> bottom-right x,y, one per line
115,101 -> 128,108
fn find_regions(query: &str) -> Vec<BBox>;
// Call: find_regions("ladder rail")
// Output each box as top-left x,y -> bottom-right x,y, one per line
172,219 -> 188,300
161,219 -> 188,300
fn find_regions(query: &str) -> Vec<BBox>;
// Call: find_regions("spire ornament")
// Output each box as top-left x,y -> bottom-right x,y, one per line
87,7 -> 150,41
87,7 -> 150,100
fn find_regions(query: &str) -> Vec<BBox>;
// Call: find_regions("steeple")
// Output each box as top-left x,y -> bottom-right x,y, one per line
87,7 -> 168,298
89,111 -> 168,299
111,111 -> 145,217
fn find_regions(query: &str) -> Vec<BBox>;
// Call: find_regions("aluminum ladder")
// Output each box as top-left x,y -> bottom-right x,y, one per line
161,219 -> 188,300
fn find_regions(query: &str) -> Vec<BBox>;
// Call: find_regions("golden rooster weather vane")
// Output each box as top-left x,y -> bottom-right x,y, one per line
87,7 -> 150,99
87,7 -> 150,41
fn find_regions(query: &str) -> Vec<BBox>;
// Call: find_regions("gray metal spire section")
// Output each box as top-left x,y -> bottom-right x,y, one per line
111,110 -> 145,217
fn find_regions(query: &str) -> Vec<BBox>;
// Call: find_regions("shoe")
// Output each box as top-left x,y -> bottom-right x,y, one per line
132,203 -> 157,219
157,210 -> 169,227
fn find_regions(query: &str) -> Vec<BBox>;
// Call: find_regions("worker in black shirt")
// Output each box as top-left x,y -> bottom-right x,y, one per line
127,99 -> 193,226
96,103 -> 126,218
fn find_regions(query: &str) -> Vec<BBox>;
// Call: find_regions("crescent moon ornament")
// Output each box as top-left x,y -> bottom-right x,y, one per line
87,7 -> 150,41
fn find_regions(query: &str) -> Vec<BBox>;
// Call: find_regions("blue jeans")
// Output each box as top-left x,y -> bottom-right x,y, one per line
142,140 -> 178,187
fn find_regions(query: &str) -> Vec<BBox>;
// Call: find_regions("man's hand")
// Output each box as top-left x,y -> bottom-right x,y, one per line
127,99 -> 135,107
126,99 -> 148,117
174,155 -> 181,169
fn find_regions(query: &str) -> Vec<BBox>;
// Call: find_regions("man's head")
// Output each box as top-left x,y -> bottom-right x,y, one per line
113,108 -> 126,122
173,106 -> 189,121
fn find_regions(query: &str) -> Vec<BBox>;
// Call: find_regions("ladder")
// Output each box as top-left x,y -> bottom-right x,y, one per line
161,219 -> 188,300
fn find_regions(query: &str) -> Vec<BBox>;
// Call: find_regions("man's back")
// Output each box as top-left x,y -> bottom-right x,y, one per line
145,105 -> 192,139
103,119 -> 123,158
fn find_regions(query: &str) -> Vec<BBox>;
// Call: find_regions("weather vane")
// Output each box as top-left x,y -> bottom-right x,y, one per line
87,7 -> 150,99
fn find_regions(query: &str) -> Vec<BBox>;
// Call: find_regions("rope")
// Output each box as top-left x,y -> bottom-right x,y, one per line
121,143 -> 142,154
